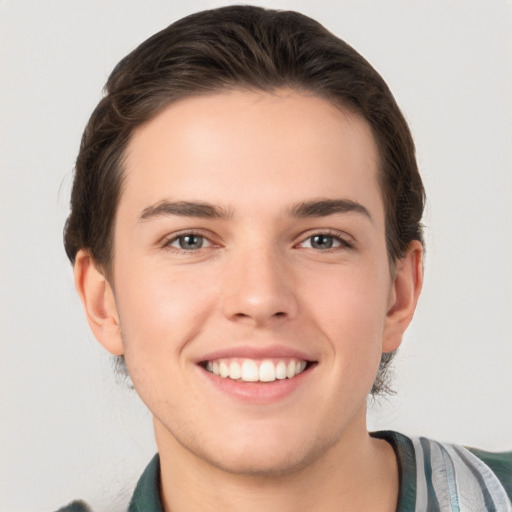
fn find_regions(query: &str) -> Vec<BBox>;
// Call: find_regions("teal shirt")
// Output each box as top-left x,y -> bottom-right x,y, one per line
58,431 -> 512,512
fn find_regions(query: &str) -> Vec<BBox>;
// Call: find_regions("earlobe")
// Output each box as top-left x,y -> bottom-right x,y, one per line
74,250 -> 124,356
382,241 -> 423,353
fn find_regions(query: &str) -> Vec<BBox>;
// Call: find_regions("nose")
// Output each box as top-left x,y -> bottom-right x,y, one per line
221,246 -> 299,327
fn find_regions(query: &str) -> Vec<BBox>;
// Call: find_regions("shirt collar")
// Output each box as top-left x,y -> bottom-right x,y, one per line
128,431 -> 416,512
128,453 -> 164,512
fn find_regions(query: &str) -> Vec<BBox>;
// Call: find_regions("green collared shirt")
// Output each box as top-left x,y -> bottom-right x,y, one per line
58,431 -> 512,512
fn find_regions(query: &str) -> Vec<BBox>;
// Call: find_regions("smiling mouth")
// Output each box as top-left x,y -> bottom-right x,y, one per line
200,358 -> 314,383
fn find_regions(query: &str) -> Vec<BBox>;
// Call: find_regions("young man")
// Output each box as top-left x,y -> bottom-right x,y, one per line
61,5 -> 511,512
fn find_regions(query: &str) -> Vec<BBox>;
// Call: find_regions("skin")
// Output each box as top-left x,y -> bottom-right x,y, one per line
75,89 -> 423,511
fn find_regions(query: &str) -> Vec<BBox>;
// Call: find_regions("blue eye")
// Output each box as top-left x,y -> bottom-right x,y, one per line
300,234 -> 349,250
170,234 -> 207,250
310,234 -> 335,249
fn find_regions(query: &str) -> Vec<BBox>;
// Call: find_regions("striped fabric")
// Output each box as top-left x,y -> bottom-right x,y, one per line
411,437 -> 512,512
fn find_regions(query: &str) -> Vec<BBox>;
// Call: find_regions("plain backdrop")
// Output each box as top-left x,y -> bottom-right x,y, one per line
1,1 -> 511,511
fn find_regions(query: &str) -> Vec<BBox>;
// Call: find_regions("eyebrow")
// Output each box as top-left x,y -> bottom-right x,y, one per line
138,198 -> 372,222
289,199 -> 372,222
139,200 -> 231,222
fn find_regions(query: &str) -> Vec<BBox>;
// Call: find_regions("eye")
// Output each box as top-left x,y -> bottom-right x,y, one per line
300,233 -> 351,250
168,233 -> 210,251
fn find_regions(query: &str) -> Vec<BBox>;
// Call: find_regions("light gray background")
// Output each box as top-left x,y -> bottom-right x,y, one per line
1,1 -> 511,511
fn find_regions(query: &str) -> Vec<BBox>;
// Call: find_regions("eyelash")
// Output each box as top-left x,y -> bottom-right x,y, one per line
298,230 -> 354,251
162,231 -> 214,253
161,229 -> 354,254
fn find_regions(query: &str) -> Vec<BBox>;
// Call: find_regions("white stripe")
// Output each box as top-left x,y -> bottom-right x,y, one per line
412,436 -> 429,511
411,437 -> 512,512
445,444 -> 512,512
428,440 -> 461,510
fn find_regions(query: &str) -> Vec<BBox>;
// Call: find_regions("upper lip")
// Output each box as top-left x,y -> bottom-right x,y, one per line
196,344 -> 318,364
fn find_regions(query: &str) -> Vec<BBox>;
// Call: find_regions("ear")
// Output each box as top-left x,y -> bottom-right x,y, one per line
382,240 -> 423,353
74,249 -> 124,355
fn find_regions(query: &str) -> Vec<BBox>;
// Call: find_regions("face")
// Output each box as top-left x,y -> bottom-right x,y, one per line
105,90 -> 404,475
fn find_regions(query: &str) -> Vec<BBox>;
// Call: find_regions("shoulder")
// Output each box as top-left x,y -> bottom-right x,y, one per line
373,431 -> 512,511
412,436 -> 512,510
467,446 -> 512,500
56,454 -> 162,512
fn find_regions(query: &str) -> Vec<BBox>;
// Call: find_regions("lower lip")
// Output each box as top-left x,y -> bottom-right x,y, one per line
198,365 -> 315,404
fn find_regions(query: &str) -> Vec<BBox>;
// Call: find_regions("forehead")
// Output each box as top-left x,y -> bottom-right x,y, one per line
121,89 -> 382,222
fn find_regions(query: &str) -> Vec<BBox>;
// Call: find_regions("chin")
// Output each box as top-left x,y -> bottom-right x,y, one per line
182,421 -> 341,479
200,442 -> 319,478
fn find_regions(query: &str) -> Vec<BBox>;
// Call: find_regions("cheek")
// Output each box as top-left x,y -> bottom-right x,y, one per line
113,260 -> 217,360
311,264 -> 389,325
305,263 -> 391,368
112,262 -> 219,412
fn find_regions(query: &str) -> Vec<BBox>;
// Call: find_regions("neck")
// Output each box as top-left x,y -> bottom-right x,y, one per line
154,417 -> 399,512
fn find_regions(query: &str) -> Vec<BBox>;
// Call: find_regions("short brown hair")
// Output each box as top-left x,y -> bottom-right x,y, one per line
64,5 -> 425,394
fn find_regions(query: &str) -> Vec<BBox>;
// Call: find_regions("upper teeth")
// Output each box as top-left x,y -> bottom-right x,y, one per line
205,359 -> 307,382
